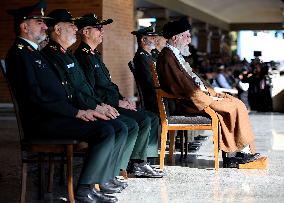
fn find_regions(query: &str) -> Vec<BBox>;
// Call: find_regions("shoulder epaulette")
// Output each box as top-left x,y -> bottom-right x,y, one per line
17,44 -> 34,52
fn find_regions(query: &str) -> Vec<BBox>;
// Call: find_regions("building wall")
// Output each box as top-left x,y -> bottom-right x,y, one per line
0,0 -> 134,102
102,0 -> 134,97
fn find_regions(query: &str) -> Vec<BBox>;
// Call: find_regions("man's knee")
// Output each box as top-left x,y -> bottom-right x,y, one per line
107,119 -> 128,136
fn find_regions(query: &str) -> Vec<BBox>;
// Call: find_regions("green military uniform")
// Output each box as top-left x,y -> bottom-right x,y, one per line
151,48 -> 160,62
75,43 -> 159,159
133,47 -> 159,114
42,40 -> 139,173
6,37 -> 126,185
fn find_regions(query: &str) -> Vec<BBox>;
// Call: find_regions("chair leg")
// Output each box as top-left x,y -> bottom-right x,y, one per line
66,145 -> 75,203
38,153 -> 45,200
48,154 -> 54,193
159,127 -> 168,170
184,131 -> 188,158
59,155 -> 65,186
213,124 -> 219,170
169,130 -> 175,165
21,162 -> 27,203
179,131 -> 184,160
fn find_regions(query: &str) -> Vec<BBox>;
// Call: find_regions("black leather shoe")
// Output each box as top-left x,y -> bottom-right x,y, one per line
111,178 -> 128,189
133,162 -> 164,178
100,181 -> 122,194
91,188 -> 118,203
235,152 -> 261,164
194,135 -> 209,141
223,157 -> 240,168
75,185 -> 118,203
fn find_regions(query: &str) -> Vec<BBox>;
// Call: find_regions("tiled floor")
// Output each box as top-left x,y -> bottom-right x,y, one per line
0,109 -> 284,203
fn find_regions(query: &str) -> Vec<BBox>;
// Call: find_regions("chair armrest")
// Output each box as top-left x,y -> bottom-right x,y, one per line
204,106 -> 219,124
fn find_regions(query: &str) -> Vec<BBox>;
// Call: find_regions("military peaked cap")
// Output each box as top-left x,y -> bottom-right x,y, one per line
7,0 -> 50,22
46,9 -> 76,27
75,13 -> 113,30
131,26 -> 159,36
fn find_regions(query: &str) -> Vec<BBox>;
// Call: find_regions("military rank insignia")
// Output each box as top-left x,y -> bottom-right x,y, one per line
17,44 -> 24,49
49,45 -> 57,51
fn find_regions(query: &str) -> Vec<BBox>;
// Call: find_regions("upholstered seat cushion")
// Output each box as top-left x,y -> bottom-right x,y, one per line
168,115 -> 211,125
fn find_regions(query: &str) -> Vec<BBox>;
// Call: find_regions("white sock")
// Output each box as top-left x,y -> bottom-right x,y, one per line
240,145 -> 251,154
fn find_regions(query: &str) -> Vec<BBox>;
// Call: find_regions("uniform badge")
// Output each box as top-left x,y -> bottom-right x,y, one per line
35,59 -> 47,69
17,44 -> 24,49
50,45 -> 57,51
82,48 -> 89,53
67,63 -> 74,69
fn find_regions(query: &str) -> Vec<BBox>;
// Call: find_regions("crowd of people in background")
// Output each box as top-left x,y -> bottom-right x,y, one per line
185,49 -> 273,112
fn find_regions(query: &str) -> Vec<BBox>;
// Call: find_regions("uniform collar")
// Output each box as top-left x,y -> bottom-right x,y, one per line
47,40 -> 68,54
80,42 -> 96,55
19,37 -> 39,50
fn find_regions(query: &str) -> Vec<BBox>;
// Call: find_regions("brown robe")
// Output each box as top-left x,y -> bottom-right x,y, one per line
157,47 -> 256,153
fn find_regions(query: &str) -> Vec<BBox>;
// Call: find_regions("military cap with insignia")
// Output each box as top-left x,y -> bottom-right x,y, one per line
131,26 -> 159,36
46,9 -> 76,27
75,13 -> 113,30
7,0 -> 50,22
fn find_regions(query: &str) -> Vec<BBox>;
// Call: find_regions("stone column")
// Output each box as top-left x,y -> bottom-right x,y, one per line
194,23 -> 209,53
210,27 -> 221,55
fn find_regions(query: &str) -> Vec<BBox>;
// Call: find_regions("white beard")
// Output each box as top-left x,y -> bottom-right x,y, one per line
178,44 -> 190,56
175,38 -> 191,56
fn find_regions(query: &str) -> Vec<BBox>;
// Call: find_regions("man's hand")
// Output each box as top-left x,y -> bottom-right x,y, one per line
96,104 -> 119,119
86,109 -> 109,120
118,99 -> 136,111
76,109 -> 110,121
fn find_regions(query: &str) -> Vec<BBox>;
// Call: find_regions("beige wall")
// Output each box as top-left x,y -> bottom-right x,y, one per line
102,0 -> 134,97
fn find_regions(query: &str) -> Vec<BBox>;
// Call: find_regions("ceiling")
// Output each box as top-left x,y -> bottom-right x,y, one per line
137,0 -> 284,30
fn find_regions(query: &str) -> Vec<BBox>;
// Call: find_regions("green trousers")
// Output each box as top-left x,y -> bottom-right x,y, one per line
118,108 -> 159,168
78,119 -> 127,184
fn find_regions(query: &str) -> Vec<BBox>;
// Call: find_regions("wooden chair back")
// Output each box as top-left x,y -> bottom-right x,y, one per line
128,61 -> 145,108
150,63 -> 220,170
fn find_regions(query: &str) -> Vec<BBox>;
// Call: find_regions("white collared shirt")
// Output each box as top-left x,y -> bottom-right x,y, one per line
19,37 -> 39,50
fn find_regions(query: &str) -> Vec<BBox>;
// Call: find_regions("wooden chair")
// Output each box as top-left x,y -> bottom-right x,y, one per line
0,60 -> 78,203
149,64 -> 220,170
128,61 -> 145,108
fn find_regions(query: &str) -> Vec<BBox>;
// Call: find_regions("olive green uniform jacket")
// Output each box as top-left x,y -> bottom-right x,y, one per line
75,42 -> 159,159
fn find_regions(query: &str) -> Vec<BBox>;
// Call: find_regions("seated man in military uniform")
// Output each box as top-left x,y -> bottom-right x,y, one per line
6,2 -> 126,203
74,14 -> 163,178
132,26 -> 160,114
